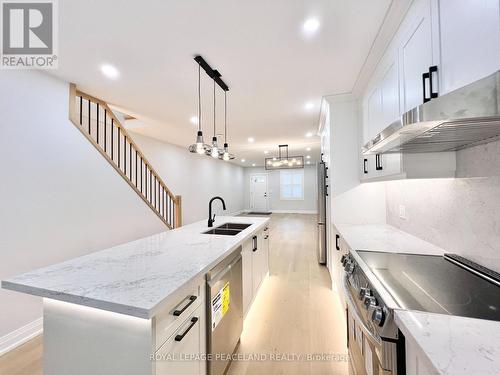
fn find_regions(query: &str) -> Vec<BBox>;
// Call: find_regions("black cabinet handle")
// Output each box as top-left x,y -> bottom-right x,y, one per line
422,71 -> 431,103
363,159 -> 368,174
429,66 -> 438,99
264,235 -> 269,239
174,317 -> 199,342
336,234 -> 340,251
325,185 -> 329,197
252,235 -> 257,251
375,154 -> 383,171
264,227 -> 268,232
173,295 -> 197,316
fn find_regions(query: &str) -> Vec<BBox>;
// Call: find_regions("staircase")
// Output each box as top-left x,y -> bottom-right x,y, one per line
68,84 -> 181,229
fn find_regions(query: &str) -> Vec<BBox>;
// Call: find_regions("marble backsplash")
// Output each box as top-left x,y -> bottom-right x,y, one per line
386,139 -> 500,273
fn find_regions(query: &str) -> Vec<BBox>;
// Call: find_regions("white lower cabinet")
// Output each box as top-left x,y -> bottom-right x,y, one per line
155,302 -> 206,375
243,226 -> 270,317
405,335 -> 438,375
242,238 -> 254,315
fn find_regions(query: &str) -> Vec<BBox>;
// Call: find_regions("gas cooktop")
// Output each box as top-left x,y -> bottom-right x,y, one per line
357,251 -> 500,321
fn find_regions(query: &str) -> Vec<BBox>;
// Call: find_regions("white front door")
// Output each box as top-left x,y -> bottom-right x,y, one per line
250,174 -> 268,212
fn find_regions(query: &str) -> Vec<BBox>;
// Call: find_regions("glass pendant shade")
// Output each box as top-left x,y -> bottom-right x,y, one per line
210,136 -> 219,158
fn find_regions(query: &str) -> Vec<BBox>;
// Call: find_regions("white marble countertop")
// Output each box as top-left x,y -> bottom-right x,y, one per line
334,222 -> 500,375
2,216 -> 269,319
335,223 -> 445,255
395,310 -> 500,375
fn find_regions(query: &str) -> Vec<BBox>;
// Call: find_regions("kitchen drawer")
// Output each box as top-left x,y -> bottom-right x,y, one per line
153,277 -> 204,350
155,303 -> 205,375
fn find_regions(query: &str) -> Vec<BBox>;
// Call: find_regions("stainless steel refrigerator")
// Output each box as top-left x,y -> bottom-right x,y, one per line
317,161 -> 327,264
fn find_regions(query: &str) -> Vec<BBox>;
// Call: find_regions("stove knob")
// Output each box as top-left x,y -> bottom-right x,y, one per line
345,263 -> 355,274
358,287 -> 371,301
340,255 -> 346,265
371,307 -> 385,326
363,296 -> 377,310
343,259 -> 351,270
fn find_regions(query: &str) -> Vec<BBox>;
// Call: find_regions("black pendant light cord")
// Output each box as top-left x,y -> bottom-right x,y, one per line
224,91 -> 227,143
213,78 -> 216,139
198,63 -> 202,132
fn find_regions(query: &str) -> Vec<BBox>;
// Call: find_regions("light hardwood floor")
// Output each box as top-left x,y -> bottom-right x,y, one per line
0,214 -> 348,375
227,214 -> 348,375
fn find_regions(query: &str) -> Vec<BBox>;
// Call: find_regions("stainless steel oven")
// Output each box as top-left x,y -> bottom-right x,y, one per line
340,254 -> 405,375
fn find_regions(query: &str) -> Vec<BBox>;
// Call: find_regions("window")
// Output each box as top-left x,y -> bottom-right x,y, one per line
280,169 -> 304,200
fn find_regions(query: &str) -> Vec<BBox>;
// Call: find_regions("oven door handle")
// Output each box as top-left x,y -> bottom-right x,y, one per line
342,274 -> 381,347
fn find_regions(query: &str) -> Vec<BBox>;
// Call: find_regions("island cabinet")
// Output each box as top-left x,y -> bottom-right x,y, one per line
242,225 -> 270,317
405,334 -> 438,375
43,275 -> 206,375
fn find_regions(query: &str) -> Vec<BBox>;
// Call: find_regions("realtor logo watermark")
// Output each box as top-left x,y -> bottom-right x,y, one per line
1,0 -> 58,69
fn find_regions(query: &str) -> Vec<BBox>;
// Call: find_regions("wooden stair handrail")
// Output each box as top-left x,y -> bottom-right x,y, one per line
68,83 -> 182,228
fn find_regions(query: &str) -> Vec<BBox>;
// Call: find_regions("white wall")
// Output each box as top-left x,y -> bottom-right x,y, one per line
386,139 -> 500,273
243,165 -> 317,213
129,133 -> 245,224
0,71 -> 167,350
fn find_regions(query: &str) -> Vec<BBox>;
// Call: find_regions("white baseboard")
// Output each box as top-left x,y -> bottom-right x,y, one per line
0,318 -> 43,356
243,209 -> 317,214
271,209 -> 317,214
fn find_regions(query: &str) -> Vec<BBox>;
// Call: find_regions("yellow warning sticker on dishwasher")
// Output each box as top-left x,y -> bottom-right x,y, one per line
211,282 -> 230,331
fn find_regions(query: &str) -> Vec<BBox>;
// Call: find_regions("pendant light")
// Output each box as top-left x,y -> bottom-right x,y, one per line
189,63 -> 207,154
210,77 -> 220,158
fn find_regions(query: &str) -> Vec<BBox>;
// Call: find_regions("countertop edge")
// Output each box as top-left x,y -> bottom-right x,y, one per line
2,217 -> 270,319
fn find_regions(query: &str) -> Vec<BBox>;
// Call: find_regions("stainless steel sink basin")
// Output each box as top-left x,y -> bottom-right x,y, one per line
216,223 -> 252,230
203,228 -> 242,236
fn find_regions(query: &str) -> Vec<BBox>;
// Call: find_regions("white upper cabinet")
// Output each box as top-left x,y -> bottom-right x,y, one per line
367,87 -> 383,139
380,52 -> 400,126
399,0 -> 439,112
438,0 -> 500,94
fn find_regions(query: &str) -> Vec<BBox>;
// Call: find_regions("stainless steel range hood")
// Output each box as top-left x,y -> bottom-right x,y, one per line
363,70 -> 500,155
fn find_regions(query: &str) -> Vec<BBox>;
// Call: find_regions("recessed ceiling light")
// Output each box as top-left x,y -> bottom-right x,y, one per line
306,155 -> 311,159
306,147 -> 311,151
303,18 -> 320,34
304,101 -> 314,110
252,163 -> 256,167
247,137 -> 255,143
263,150 -> 269,154
241,159 -> 246,162
100,64 -> 120,79
305,132 -> 314,137
190,116 -> 199,125
307,161 -> 311,165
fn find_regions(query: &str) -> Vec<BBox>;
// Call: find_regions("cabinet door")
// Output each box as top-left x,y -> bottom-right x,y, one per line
156,303 -> 205,375
400,0 -> 437,112
367,86 -> 383,138
439,0 -> 500,94
381,55 -> 400,125
242,239 -> 253,316
251,235 -> 262,295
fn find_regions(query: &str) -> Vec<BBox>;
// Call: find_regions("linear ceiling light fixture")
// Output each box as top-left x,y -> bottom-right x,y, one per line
265,144 -> 304,170
189,55 -> 234,161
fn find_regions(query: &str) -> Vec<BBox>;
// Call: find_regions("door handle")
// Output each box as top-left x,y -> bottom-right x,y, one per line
422,71 -> 431,103
429,65 -> 439,99
173,295 -> 197,316
336,234 -> 340,251
174,317 -> 199,342
375,154 -> 383,171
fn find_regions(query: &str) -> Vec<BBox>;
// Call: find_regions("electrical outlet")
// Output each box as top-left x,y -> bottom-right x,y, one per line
399,204 -> 407,220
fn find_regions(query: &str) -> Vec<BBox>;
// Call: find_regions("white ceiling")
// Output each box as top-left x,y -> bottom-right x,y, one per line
50,0 -> 391,167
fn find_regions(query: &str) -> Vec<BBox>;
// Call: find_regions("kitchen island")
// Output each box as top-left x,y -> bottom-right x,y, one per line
2,216 -> 270,375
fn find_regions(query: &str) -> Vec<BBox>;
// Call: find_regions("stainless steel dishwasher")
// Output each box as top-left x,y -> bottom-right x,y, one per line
206,247 -> 243,375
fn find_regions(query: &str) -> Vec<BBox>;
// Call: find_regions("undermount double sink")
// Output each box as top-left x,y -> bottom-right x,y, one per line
203,223 -> 252,236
